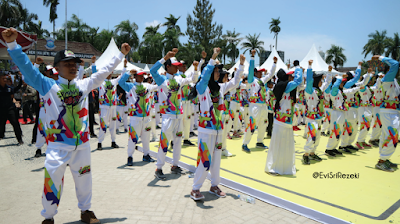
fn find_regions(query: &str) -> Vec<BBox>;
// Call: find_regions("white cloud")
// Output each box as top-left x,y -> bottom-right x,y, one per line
144,20 -> 162,28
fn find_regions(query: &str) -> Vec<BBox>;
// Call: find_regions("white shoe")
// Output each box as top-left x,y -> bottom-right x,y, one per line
222,149 -> 232,157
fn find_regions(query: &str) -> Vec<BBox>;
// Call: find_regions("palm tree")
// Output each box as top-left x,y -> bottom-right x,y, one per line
325,45 -> 347,69
176,42 -> 203,65
241,33 -> 265,56
115,20 -> 139,51
163,28 -> 184,53
362,30 -> 389,58
269,17 -> 281,50
18,5 -> 38,31
26,20 -> 50,39
222,29 -> 242,63
43,0 -> 60,38
66,14 -> 90,42
143,24 -> 161,38
0,0 -> 23,27
385,32 -> 400,61
94,29 -> 115,52
163,14 -> 181,33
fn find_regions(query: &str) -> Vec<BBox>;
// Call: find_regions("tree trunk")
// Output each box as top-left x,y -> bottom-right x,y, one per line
53,21 -> 55,39
275,34 -> 278,50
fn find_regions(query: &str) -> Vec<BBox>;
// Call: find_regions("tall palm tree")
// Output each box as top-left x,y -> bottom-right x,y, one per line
362,30 -> 388,58
143,24 -> 161,38
0,0 -> 23,27
163,14 -> 181,33
241,33 -> 265,56
43,0 -> 60,38
65,14 -> 90,42
222,29 -> 242,63
18,5 -> 38,31
269,17 -> 281,50
26,20 -> 50,39
176,42 -> 203,65
325,45 -> 347,70
163,28 -> 184,53
115,20 -> 139,50
385,32 -> 400,61
94,29 -> 115,52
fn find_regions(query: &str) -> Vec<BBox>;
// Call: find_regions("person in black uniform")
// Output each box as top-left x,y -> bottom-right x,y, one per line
0,72 -> 23,145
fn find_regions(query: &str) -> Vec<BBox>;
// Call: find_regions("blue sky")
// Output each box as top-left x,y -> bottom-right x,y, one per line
19,0 -> 400,66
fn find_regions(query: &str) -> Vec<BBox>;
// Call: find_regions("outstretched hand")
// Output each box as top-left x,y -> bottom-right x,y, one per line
130,69 -> 137,75
124,58 -> 128,67
201,51 -> 207,59
1,28 -> 18,43
121,43 -> 131,55
35,57 -> 44,65
371,55 -> 380,61
273,57 -> 278,63
251,49 -> 256,57
240,54 -> 246,65
212,47 -> 221,60
91,56 -> 96,64
358,61 -> 363,66
308,60 -> 313,66
164,50 -> 176,61
328,65 -> 333,72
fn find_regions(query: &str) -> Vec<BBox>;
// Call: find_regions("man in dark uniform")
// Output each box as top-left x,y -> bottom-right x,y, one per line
0,72 -> 23,145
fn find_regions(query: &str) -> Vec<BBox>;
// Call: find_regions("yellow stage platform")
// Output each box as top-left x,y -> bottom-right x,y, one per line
146,128 -> 400,224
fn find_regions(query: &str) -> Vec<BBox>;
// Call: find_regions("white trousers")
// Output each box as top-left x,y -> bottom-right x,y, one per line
155,103 -> 161,125
340,108 -> 358,147
36,107 -> 47,149
379,112 -> 399,160
116,105 -> 128,131
298,104 -> 306,125
370,107 -> 382,140
327,110 -> 345,150
156,117 -> 183,169
357,106 -> 373,142
128,116 -> 151,157
265,120 -> 296,175
192,132 -> 222,190
190,103 -> 199,132
98,106 -> 117,143
321,108 -> 332,133
150,106 -> 157,139
243,103 -> 268,145
182,101 -> 192,140
293,104 -> 299,127
222,114 -> 233,150
304,119 -> 322,153
41,145 -> 92,219
230,102 -> 241,131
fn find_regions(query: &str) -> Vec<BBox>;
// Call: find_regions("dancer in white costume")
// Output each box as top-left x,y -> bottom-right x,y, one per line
118,70 -> 158,165
3,27 -> 130,224
372,55 -> 399,172
265,60 -> 302,176
190,48 -> 243,200
241,52 -> 276,152
302,61 -> 332,164
116,84 -> 129,133
151,48 -> 199,180
356,70 -> 374,147
94,59 -> 127,150
369,73 -> 384,146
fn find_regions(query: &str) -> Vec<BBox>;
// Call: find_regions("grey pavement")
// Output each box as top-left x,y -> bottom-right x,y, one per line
0,117 -> 321,224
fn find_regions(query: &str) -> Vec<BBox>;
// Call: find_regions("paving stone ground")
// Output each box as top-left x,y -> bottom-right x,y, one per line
0,118 -> 321,224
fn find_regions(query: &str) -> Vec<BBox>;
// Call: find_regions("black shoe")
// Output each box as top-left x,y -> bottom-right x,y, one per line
124,128 -> 128,133
111,142 -> 119,148
97,143 -> 102,150
256,142 -> 268,149
35,149 -> 42,158
155,169 -> 166,180
332,149 -> 343,155
143,154 -> 155,162
93,122 -> 99,125
189,132 -> 197,137
17,140 -> 24,146
183,140 -> 195,146
325,149 -> 336,157
171,165 -> 184,174
303,154 -> 310,165
386,160 -> 398,168
127,156 -> 133,166
309,154 -> 322,161
347,145 -> 359,151
156,125 -> 161,129
90,134 -> 97,138
171,141 -> 174,149
339,146 -> 352,153
321,132 -> 327,137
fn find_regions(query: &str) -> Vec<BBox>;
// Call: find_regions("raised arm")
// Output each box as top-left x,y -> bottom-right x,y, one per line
180,61 -> 199,86
377,55 -> 399,82
247,50 -> 256,84
118,70 -> 134,92
196,48 -> 220,95
344,85 -> 362,94
321,65 -> 333,92
330,76 -> 343,97
344,62 -> 362,88
285,67 -> 303,93
222,55 -> 245,94
305,60 -> 314,94
261,57 -> 277,83
75,60 -> 85,80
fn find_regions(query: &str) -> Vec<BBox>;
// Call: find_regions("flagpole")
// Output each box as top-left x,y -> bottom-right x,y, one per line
65,0 -> 67,50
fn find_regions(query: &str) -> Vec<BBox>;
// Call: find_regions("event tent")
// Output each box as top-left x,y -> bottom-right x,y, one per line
298,44 -> 338,73
227,59 -> 250,77
259,47 -> 288,74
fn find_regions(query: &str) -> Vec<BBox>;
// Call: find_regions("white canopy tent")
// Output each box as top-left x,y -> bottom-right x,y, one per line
228,59 -> 250,77
259,47 -> 288,74
298,44 -> 338,74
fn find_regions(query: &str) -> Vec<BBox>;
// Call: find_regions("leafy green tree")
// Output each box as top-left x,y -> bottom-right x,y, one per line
0,0 -> 23,27
26,20 -> 50,38
222,29 -> 242,63
115,20 -> 139,50
140,25 -> 164,64
18,5 -> 38,31
43,0 -> 60,38
241,33 -> 265,56
186,0 -> 223,56
163,14 -> 181,33
176,42 -> 203,65
269,17 -> 281,50
325,45 -> 347,69
93,29 -> 115,52
385,32 -> 400,61
362,30 -> 389,58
